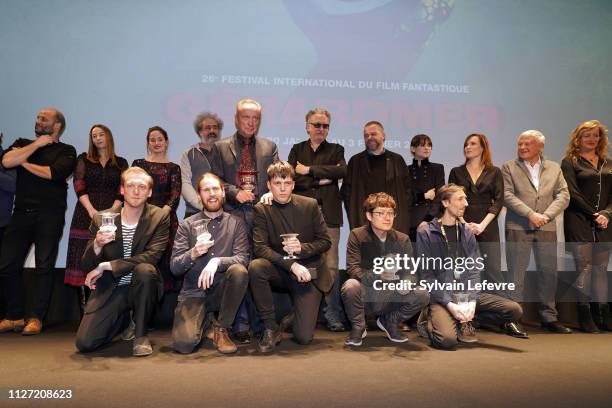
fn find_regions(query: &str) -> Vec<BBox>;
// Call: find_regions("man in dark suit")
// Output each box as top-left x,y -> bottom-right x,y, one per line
210,98 -> 279,341
75,167 -> 170,356
249,161 -> 331,353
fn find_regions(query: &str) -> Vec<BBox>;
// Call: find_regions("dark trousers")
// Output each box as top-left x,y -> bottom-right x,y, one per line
75,263 -> 161,352
341,278 -> 429,330
505,229 -> 559,322
424,293 -> 522,350
171,264 -> 248,354
248,258 -> 322,345
0,209 -> 65,320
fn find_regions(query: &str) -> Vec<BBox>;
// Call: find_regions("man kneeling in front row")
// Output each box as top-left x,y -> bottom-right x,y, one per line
342,192 -> 429,346
249,161 -> 332,353
76,167 -> 169,356
416,184 -> 523,350
170,173 -> 249,354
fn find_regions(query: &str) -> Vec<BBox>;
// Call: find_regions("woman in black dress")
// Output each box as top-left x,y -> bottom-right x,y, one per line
65,124 -> 128,310
133,126 -> 181,291
449,134 -> 525,337
561,120 -> 611,332
407,134 -> 445,242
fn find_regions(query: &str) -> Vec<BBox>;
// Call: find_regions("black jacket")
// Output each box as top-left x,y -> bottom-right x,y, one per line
288,139 -> 346,226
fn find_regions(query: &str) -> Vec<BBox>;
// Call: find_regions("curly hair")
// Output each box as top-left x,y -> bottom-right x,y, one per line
564,120 -> 609,160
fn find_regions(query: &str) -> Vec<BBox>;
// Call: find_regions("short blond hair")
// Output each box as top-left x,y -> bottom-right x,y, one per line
121,167 -> 154,188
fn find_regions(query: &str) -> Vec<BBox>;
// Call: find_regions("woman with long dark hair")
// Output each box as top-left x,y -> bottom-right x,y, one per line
132,126 -> 181,292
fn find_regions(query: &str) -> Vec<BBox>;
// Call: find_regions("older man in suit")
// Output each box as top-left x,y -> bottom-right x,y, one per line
211,99 -> 279,230
502,130 -> 570,333
210,99 -> 279,342
249,161 -> 331,353
75,167 -> 170,356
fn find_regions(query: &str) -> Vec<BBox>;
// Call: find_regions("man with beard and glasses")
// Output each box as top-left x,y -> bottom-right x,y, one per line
170,173 -> 249,354
0,108 -> 76,336
180,112 -> 223,219
341,121 -> 412,235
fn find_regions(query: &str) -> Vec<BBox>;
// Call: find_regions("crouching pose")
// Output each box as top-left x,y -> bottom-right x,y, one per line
170,173 -> 249,354
75,167 -> 169,356
342,192 -> 429,346
416,184 -> 523,350
249,161 -> 332,353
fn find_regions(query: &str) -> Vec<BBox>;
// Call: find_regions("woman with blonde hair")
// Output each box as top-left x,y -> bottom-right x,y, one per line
561,120 -> 611,332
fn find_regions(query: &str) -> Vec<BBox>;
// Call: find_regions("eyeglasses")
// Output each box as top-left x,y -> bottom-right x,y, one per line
309,123 -> 330,129
371,211 -> 396,218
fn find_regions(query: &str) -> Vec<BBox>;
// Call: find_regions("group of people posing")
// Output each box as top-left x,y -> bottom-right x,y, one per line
0,99 -> 609,357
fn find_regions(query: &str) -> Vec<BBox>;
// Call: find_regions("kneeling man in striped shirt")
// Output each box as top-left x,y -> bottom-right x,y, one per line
75,167 -> 170,357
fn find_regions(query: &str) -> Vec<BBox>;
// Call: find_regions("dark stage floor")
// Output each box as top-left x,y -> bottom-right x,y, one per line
1,323 -> 611,408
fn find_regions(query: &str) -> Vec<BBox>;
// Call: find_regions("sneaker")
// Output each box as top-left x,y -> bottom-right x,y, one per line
457,322 -> 479,343
133,336 -> 153,357
376,316 -> 408,343
344,328 -> 367,346
0,319 -> 25,333
121,319 -> 136,341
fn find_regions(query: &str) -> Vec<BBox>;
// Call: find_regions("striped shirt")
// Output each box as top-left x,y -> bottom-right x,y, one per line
117,222 -> 138,286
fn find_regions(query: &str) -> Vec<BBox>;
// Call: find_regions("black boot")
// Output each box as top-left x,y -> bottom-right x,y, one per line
577,304 -> 599,333
592,303 -> 612,332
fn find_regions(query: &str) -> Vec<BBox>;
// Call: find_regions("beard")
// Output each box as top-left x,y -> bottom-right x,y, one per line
366,139 -> 381,151
35,124 -> 54,136
203,197 -> 224,212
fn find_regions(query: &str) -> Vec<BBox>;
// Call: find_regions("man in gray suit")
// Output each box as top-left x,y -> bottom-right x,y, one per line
210,99 -> 279,342
502,130 -> 570,333
211,99 -> 279,230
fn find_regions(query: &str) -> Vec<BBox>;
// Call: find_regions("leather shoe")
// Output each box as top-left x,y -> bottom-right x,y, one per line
457,322 -> 479,343
213,326 -> 238,354
22,318 -> 42,336
257,328 -> 282,353
120,319 -> 136,341
502,322 -> 529,339
541,321 -> 572,334
0,319 -> 25,333
133,336 -> 153,357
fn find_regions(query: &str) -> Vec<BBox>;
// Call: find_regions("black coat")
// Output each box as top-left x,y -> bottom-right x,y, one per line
341,149 -> 412,234
407,158 -> 445,228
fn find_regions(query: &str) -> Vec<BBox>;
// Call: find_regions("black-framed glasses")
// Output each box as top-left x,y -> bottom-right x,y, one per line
308,123 -> 330,129
371,211 -> 396,218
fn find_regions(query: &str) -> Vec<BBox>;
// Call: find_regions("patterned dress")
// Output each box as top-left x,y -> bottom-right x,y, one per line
64,154 -> 128,286
132,159 -> 181,291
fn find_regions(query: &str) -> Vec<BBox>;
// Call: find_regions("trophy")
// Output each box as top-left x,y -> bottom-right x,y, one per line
98,212 -> 118,233
193,219 -> 212,243
238,170 -> 258,193
454,293 -> 471,315
280,233 -> 299,260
